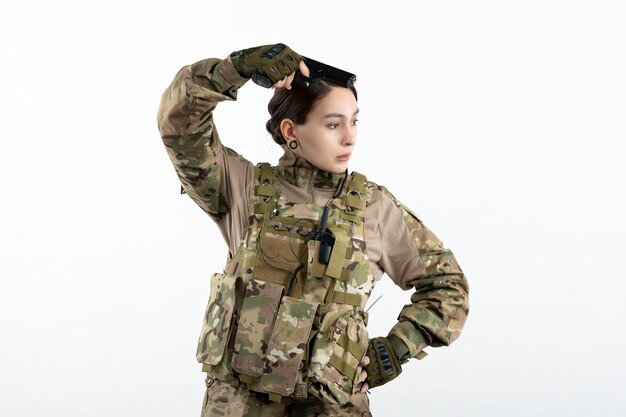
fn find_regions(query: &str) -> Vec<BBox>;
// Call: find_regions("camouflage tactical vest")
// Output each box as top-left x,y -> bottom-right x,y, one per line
195,163 -> 375,405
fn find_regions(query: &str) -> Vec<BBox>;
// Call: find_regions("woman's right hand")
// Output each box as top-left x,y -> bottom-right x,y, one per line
230,43 -> 309,89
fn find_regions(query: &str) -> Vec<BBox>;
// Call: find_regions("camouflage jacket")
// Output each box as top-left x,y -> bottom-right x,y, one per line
157,56 -> 469,361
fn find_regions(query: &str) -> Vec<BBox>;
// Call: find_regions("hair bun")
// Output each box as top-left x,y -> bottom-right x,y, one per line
265,118 -> 285,145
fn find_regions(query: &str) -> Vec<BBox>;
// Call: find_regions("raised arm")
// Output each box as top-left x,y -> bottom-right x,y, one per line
157,56 -> 251,221
157,45 -> 307,226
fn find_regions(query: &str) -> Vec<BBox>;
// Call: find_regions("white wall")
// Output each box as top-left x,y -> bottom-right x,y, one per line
1,1 -> 625,416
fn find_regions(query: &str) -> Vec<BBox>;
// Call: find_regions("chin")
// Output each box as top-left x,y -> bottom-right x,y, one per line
316,159 -> 348,174
330,164 -> 348,174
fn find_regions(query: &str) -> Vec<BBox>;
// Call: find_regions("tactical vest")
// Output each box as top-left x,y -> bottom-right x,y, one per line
195,163 -> 376,405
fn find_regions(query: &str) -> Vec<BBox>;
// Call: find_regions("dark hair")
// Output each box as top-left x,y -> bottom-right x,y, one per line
265,79 -> 358,145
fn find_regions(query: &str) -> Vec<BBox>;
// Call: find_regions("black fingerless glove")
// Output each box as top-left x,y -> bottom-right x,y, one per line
230,43 -> 302,87
364,335 -> 410,389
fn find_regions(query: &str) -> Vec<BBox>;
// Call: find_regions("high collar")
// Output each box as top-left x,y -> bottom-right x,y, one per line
277,146 -> 347,191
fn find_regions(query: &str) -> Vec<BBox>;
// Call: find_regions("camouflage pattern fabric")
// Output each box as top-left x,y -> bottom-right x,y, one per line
260,297 -> 319,396
201,379 -> 372,417
308,307 -> 369,405
157,56 -> 468,365
232,280 -> 284,377
200,166 -> 374,400
158,55 -> 469,416
379,187 -> 469,357
197,273 -> 241,365
157,57 -> 248,221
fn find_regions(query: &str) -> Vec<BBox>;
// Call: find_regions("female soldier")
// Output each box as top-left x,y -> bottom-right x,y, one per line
157,44 -> 469,417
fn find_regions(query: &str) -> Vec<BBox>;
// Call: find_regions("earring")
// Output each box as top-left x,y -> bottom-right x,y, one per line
289,140 -> 298,150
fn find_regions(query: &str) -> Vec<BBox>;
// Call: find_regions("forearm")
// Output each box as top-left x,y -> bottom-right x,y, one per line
389,260 -> 469,357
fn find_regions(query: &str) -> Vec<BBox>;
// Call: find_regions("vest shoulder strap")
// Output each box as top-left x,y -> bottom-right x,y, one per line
340,171 -> 368,225
252,163 -> 280,215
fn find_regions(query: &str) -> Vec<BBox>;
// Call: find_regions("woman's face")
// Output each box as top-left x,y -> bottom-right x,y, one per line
291,87 -> 359,174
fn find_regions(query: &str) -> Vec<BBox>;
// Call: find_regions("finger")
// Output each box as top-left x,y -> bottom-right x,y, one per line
273,77 -> 287,89
275,70 -> 297,90
299,60 -> 310,78
360,355 -> 370,366
283,72 -> 296,89
358,370 -> 367,383
360,382 -> 369,393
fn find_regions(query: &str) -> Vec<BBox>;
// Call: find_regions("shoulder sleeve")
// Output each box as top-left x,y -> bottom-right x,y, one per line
157,56 -> 253,221
376,185 -> 469,358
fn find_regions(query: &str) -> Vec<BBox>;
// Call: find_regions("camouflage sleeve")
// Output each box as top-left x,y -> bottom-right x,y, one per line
157,56 -> 250,220
378,187 -> 469,359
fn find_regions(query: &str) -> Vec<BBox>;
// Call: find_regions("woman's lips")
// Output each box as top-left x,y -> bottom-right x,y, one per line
337,153 -> 351,161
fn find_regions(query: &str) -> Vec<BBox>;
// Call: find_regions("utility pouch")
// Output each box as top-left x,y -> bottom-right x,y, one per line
308,309 -> 369,405
260,296 -> 319,397
255,216 -> 313,297
196,273 -> 242,366
232,279 -> 284,377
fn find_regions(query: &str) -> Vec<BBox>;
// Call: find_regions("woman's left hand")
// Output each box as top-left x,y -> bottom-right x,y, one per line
358,354 -> 370,393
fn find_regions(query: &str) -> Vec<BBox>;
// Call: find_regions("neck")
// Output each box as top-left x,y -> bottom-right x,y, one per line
277,148 -> 346,190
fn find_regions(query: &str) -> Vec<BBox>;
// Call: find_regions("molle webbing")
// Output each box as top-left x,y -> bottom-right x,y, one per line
330,290 -> 362,306
341,172 -> 366,225
251,164 -> 369,308
322,316 -> 369,388
337,333 -> 367,360
328,354 -> 355,381
254,163 -> 278,214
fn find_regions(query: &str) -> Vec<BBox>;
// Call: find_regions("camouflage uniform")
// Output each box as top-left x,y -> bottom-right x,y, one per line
201,379 -> 372,417
157,56 -> 469,417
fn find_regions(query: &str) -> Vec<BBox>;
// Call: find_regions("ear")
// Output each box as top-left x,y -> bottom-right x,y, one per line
279,118 -> 297,144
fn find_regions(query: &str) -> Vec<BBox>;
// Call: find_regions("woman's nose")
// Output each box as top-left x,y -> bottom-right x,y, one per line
342,127 -> 356,146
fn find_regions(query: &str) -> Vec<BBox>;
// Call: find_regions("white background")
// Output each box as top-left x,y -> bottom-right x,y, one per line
1,1 -> 625,416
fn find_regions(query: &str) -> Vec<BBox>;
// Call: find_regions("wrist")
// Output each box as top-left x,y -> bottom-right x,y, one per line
230,50 -> 255,78
386,334 -> 411,365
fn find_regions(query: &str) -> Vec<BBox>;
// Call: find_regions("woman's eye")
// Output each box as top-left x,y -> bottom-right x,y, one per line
327,123 -> 339,129
351,119 -> 359,126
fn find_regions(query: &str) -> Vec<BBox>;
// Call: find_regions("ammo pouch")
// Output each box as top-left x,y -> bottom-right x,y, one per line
196,273 -> 242,367
231,279 -> 318,398
197,275 -> 368,404
308,307 -> 369,405
197,274 -> 317,394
